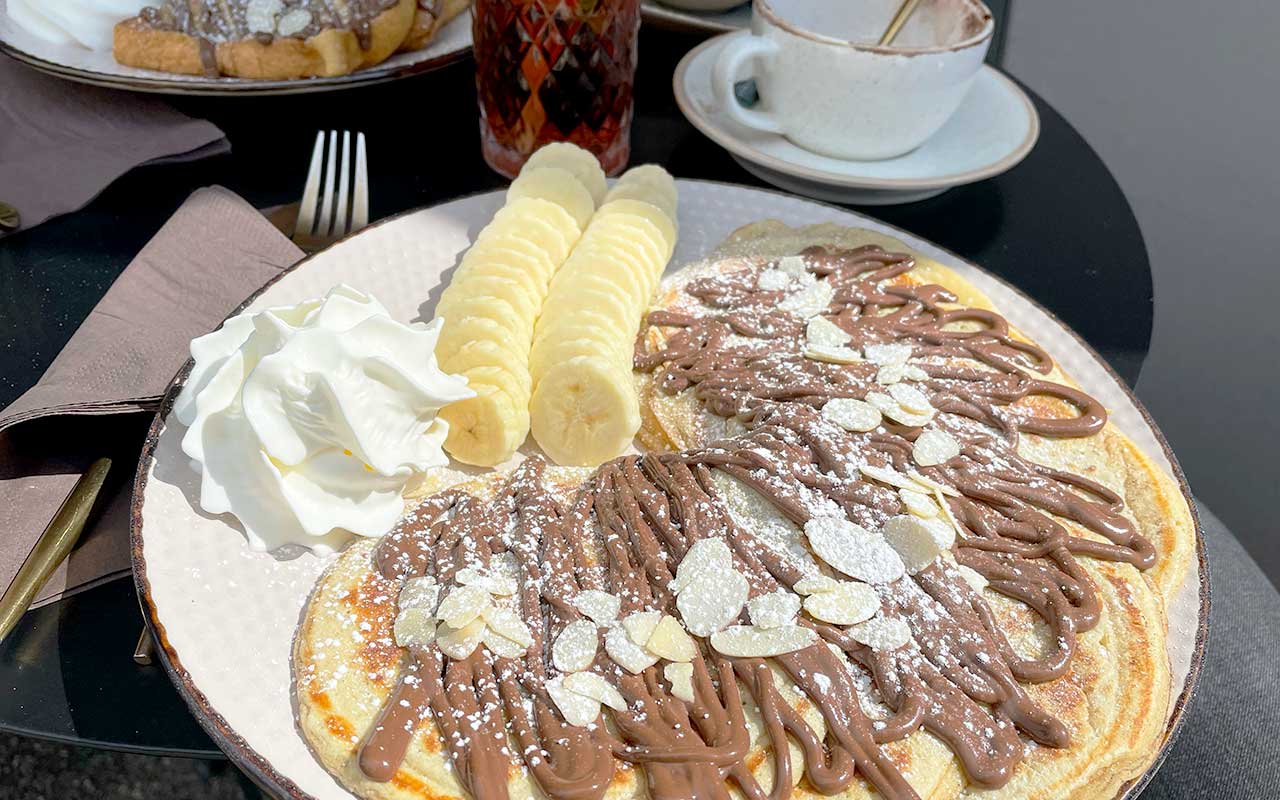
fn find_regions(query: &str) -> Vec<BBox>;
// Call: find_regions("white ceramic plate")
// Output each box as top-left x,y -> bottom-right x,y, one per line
642,0 -> 750,33
133,181 -> 1206,800
0,1 -> 471,95
675,34 -> 1040,205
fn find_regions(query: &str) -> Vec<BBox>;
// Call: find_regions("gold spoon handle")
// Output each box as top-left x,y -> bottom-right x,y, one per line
0,458 -> 111,645
878,0 -> 924,46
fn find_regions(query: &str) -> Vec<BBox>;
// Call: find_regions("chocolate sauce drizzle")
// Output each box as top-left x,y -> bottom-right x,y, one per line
354,246 -> 1156,800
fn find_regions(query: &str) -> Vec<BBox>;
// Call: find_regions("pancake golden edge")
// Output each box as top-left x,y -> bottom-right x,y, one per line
296,222 -> 1195,800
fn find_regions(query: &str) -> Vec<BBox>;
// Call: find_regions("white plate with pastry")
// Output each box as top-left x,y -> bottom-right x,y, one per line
132,154 -> 1204,800
0,0 -> 472,95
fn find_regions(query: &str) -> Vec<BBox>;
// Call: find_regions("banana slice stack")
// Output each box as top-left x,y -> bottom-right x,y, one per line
436,145 -> 606,465
529,167 -> 678,467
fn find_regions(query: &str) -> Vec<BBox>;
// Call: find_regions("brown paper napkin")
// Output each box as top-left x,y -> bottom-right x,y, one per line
0,186 -> 304,607
0,58 -> 227,233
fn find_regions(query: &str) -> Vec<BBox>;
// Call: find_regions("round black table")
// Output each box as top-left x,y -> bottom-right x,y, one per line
0,27 -> 1153,760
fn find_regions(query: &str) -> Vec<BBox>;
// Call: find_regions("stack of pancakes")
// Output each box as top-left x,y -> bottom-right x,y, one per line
293,223 -> 1195,800
113,0 -> 470,79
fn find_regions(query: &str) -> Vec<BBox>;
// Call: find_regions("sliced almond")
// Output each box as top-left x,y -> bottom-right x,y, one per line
778,280 -> 834,319
645,615 -> 697,662
436,584 -> 493,629
793,574 -> 841,596
822,398 -> 882,432
803,581 -> 878,625
864,342 -> 912,366
393,607 -> 437,649
563,671 -> 628,712
904,365 -> 930,381
804,516 -> 905,584
436,618 -> 486,660
553,619 -> 599,672
664,662 -> 696,703
546,676 -> 601,727
859,463 -> 918,491
670,538 -> 733,595
483,627 -> 528,660
605,623 -> 660,673
245,0 -> 283,34
806,316 -> 852,348
622,610 -> 662,646
957,564 -> 989,592
275,7 -> 311,36
757,269 -> 791,291
888,383 -> 933,415
908,470 -> 961,497
398,576 -> 440,613
572,590 -> 621,626
455,566 -> 518,596
776,255 -> 811,278
882,515 -> 946,574
747,591 -> 801,628
898,488 -> 938,518
710,625 -> 819,658
676,568 -> 748,637
913,429 -> 961,467
876,364 -> 906,385
482,604 -> 534,647
804,344 -> 862,364
848,616 -> 912,651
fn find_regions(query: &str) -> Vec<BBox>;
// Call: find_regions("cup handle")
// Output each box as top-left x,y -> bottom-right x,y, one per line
711,33 -> 783,135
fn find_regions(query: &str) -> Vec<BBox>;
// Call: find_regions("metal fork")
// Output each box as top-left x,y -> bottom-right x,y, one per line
292,130 -> 369,252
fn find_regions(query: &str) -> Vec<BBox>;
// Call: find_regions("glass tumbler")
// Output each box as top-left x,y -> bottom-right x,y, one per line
472,0 -> 642,177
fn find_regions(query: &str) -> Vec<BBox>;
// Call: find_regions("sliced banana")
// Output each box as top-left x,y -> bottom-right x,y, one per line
604,165 -> 678,225
447,273 -> 539,325
507,166 -> 595,229
530,356 -> 641,467
580,216 -> 669,287
447,340 -> 533,389
594,199 -> 677,261
463,365 -> 530,405
435,295 -> 529,341
480,198 -> 581,265
524,143 -> 608,206
531,337 -> 624,379
441,384 -> 527,467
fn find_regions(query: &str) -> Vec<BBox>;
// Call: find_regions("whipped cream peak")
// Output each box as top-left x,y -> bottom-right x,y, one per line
174,285 -> 474,553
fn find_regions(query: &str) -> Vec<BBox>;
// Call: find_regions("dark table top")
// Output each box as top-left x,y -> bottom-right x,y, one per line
0,26 -> 1152,758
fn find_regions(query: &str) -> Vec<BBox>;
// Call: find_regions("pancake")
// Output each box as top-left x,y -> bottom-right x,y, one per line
294,223 -> 1194,800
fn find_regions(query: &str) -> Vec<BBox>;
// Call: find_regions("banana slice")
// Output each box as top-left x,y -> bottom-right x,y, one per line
604,165 -> 678,224
441,385 -> 527,467
436,317 -> 528,363
460,255 -> 543,300
524,143 -> 608,206
435,295 -> 529,341
533,306 -> 629,351
564,242 -> 652,300
594,199 -> 677,261
531,337 -> 626,381
466,233 -> 559,286
463,365 -> 530,405
481,198 -> 581,265
530,356 -> 641,467
448,273 -> 539,325
550,269 -> 647,320
447,340 -> 533,390
579,216 -> 670,286
507,166 -> 596,229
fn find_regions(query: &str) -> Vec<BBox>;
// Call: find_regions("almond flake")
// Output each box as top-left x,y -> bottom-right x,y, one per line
904,366 -> 930,381
806,316 -> 852,348
888,383 -> 932,415
882,515 -> 946,573
645,615 -> 697,662
865,342 -> 912,366
553,619 -> 599,672
275,8 -> 311,36
908,470 -> 961,497
572,590 -> 621,626
883,404 -> 935,427
804,516 -> 905,584
676,568 -> 748,637
563,671 -> 627,712
664,662 -> 696,702
455,567 -> 518,596
804,344 -> 862,364
245,0 -> 283,34
398,576 -> 440,613
747,591 -> 801,628
671,538 -> 733,595
483,627 -> 528,659
864,392 -> 899,414
876,364 -> 906,385
898,488 -> 938,518
803,581 -> 878,625
778,280 -> 834,319
436,584 -> 493,629
913,429 -> 960,467
822,398 -> 882,432
710,624 -> 819,657
622,611 -> 662,646
393,607 -> 437,648
848,616 -> 912,651
776,255 -> 811,278
957,564 -> 989,592
436,618 -> 486,660
547,676 -> 601,727
605,623 -> 660,673
482,605 -> 534,647
859,463 -> 918,490
757,269 -> 791,291
793,575 -> 841,595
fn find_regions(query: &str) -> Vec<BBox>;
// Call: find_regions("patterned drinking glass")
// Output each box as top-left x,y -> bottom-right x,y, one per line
473,0 -> 642,177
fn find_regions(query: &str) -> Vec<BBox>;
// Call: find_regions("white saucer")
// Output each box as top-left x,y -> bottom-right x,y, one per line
674,33 -> 1040,205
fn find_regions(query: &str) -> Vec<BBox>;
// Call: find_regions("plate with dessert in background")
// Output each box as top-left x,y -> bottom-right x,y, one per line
131,143 -> 1206,800
0,0 -> 472,95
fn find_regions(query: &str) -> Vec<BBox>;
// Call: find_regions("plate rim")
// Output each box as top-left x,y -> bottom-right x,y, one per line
641,0 -> 750,34
0,19 -> 471,96
130,180 -> 1208,800
674,33 -> 1041,191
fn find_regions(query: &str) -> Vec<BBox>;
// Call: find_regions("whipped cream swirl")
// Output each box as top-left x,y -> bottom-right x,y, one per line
173,285 -> 473,553
6,0 -> 147,50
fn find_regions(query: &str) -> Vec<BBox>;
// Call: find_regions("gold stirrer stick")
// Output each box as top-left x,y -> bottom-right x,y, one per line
878,0 -> 924,46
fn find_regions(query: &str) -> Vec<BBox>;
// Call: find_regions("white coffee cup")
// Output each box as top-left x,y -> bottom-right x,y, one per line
712,0 -> 994,161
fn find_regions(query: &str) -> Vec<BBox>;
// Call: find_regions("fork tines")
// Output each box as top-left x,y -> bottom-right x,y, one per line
294,130 -> 368,249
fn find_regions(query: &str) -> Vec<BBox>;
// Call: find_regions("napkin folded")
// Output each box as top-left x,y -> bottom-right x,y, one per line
0,58 -> 228,233
0,186 -> 304,607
